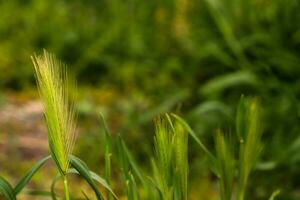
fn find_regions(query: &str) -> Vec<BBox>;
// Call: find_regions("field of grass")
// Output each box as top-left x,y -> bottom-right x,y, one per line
1,0 -> 300,199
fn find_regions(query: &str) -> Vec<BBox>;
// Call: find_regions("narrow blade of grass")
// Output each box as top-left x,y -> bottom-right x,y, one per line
0,177 -> 16,200
99,114 -> 113,200
269,189 -> 280,200
70,155 -> 104,200
14,155 -> 51,194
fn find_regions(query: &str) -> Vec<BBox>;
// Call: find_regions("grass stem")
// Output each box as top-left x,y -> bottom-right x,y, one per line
237,189 -> 245,200
63,175 -> 70,200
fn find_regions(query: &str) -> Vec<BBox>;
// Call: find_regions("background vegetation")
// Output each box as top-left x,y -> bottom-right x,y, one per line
1,0 -> 300,199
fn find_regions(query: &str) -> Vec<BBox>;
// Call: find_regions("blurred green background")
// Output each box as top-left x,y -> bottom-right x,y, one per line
1,0 -> 300,199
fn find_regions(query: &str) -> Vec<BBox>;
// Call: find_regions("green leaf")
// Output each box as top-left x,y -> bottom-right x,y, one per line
118,137 -> 146,185
146,176 -> 162,199
62,169 -> 118,200
189,101 -> 231,117
70,155 -> 104,200
171,114 -> 219,176
50,175 -> 60,200
82,190 -> 91,200
117,137 -> 154,200
0,177 -> 16,200
200,71 -> 257,98
50,165 -> 117,200
127,173 -> 139,200
99,113 -> 113,200
14,155 -> 51,194
269,189 -> 280,200
203,0 -> 249,67
89,171 -> 118,199
137,90 -> 189,125
117,136 -> 130,181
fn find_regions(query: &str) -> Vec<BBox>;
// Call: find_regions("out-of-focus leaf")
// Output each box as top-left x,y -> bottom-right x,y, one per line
189,101 -> 232,117
0,177 -> 16,200
200,71 -> 257,97
82,190 -> 91,200
204,0 -> 249,66
122,141 -> 146,185
269,189 -> 280,200
117,136 -> 154,200
255,161 -> 277,171
89,171 -> 118,199
100,113 -> 113,200
137,90 -> 189,124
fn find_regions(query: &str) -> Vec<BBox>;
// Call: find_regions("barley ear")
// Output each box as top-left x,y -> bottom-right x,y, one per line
154,116 -> 173,200
237,97 -> 262,200
215,130 -> 234,200
32,50 -> 77,175
173,120 -> 188,200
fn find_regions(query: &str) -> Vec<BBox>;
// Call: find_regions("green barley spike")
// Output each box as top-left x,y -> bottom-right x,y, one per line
154,116 -> 173,200
237,97 -> 262,200
215,130 -> 234,200
173,120 -> 188,200
32,50 -> 77,175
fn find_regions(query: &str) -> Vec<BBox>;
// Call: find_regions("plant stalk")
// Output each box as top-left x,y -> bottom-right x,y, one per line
237,189 -> 245,200
63,175 -> 70,200
237,177 -> 246,200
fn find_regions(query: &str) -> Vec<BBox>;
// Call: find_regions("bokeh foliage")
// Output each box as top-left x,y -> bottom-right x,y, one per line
1,0 -> 300,199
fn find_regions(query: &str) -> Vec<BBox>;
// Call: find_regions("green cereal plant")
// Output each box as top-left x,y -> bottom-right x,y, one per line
174,96 -> 265,200
0,51 -> 276,200
153,114 -> 188,200
236,97 -> 263,200
173,120 -> 188,200
154,116 -> 173,200
215,130 -> 234,200
0,51 -> 117,200
32,50 -> 77,200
